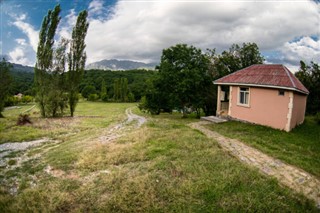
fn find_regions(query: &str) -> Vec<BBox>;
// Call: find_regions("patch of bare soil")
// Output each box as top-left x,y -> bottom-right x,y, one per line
189,121 -> 320,208
0,138 -> 57,167
44,165 -> 79,180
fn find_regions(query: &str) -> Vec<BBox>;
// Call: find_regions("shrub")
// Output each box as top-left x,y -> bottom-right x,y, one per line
17,114 -> 32,125
8,159 -> 17,166
5,96 -> 20,107
101,93 -> 108,102
21,95 -> 33,104
315,112 -> 320,125
88,94 -> 99,102
138,96 -> 147,112
128,92 -> 135,102
81,85 -> 96,99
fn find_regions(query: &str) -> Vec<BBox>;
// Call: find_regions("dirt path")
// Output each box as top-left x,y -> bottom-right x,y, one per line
99,107 -> 146,143
189,121 -> 320,208
0,107 -> 146,166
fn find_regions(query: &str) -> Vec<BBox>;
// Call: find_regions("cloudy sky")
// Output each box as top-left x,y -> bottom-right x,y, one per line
0,0 -> 319,71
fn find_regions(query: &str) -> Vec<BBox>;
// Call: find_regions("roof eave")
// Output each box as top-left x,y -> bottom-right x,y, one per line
213,82 -> 309,95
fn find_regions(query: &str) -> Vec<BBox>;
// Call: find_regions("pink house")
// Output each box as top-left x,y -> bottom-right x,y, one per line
214,64 -> 309,132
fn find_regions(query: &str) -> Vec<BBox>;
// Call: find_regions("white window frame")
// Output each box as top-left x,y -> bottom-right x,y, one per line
237,87 -> 250,107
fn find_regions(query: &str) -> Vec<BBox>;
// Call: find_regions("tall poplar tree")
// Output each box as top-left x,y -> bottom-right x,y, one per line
34,4 -> 61,117
67,10 -> 89,117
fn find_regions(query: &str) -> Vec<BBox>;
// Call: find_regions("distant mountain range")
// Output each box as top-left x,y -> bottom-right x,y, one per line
11,63 -> 34,73
1,55 -> 34,73
86,59 -> 157,71
1,57 -> 157,72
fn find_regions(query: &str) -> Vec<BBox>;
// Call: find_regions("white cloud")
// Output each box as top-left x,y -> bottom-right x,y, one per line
57,9 -> 77,40
13,18 -> 39,52
89,0 -> 104,15
283,37 -> 320,63
18,13 -> 26,21
15,38 -> 27,46
85,0 -> 319,66
9,46 -> 30,65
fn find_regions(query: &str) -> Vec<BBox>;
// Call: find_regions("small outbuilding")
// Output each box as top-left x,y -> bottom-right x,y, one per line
214,64 -> 309,132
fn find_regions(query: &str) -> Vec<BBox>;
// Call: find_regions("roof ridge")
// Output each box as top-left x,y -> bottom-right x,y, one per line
282,65 -> 296,88
214,64 -> 309,95
214,64 -> 255,82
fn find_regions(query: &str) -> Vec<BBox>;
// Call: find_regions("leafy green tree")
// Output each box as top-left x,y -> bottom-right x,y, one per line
34,4 -> 61,117
47,38 -> 69,117
295,61 -> 320,114
146,44 -> 211,118
206,42 -> 264,115
21,95 -> 33,104
127,92 -> 135,102
113,78 -> 120,101
0,59 -> 12,117
209,42 -> 264,78
81,85 -> 96,99
121,78 -> 128,102
88,93 -> 99,102
67,10 -> 89,117
100,79 -> 108,101
239,42 -> 265,68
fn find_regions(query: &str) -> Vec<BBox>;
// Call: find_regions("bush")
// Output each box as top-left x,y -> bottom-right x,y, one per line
17,114 -> 32,125
21,95 -> 33,104
5,96 -> 20,107
316,112 -> 320,125
128,92 -> 135,102
81,85 -> 96,99
138,96 -> 147,112
88,94 -> 99,102
101,93 -> 108,102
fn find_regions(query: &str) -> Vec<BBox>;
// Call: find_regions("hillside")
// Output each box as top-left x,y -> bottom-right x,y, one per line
7,66 -> 156,101
11,63 -> 34,73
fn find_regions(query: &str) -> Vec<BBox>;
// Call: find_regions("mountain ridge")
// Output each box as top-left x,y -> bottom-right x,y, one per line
86,59 -> 157,71
1,58 -> 158,72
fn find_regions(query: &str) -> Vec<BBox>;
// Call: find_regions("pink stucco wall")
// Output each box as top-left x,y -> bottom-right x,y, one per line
229,86 -> 290,130
290,93 -> 307,129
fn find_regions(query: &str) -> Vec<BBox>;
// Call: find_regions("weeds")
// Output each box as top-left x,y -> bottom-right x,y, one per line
16,114 -> 32,126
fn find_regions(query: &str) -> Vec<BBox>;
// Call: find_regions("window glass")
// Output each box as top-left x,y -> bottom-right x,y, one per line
239,87 -> 249,105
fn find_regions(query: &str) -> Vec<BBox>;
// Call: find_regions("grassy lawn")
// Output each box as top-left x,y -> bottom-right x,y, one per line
0,102 -> 133,144
0,103 -> 318,212
207,116 -> 320,178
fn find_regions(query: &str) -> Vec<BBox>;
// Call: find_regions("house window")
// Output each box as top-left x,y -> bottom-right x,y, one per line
278,90 -> 285,96
239,87 -> 249,106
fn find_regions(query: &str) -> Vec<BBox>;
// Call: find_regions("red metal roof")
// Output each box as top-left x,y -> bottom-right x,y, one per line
214,64 -> 309,94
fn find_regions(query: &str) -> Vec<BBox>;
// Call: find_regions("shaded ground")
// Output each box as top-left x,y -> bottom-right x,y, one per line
189,121 -> 320,208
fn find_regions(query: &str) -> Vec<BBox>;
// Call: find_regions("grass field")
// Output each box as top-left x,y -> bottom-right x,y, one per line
207,117 -> 320,178
0,102 -> 318,212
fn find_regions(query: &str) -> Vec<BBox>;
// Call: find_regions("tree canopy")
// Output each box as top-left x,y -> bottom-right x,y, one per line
142,44 -> 212,117
141,42 -> 264,117
295,61 -> 320,114
0,59 -> 12,117
68,10 -> 89,117
34,4 -> 88,117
